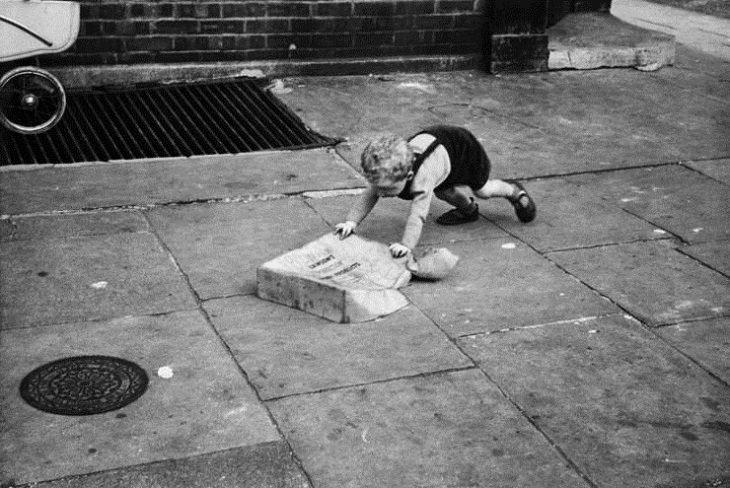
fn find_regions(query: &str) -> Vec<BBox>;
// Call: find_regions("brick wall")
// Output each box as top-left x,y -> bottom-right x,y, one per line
45,0 -> 486,67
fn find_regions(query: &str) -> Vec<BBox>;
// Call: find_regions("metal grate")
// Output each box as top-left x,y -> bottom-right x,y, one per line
0,78 -> 339,166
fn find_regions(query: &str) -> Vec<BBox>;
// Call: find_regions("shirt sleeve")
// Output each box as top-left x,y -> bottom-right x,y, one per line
346,185 -> 379,224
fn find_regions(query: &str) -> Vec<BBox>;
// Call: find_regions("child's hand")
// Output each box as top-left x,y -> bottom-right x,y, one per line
334,221 -> 357,239
389,243 -> 410,258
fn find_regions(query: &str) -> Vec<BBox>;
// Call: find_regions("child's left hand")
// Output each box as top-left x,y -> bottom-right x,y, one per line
389,243 -> 410,258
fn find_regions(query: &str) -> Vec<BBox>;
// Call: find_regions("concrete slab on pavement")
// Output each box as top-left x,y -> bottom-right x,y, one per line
656,317 -> 730,385
204,296 -> 472,400
268,369 -> 590,488
567,165 -> 730,244
29,442 -> 309,488
278,68 -> 729,178
0,210 -> 149,242
460,314 -> 730,487
147,198 -> 331,299
548,240 -> 730,326
0,231 -> 196,329
491,177 -> 668,252
0,311 -> 279,484
0,149 -> 361,215
403,237 -> 619,337
647,46 -> 730,102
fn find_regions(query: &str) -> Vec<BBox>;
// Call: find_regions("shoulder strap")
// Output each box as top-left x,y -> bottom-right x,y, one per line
397,138 -> 442,200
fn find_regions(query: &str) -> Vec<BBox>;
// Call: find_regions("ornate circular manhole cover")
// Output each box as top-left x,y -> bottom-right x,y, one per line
20,356 -> 149,416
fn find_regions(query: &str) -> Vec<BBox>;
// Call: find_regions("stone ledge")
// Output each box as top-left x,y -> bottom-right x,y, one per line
547,12 -> 675,71
50,55 -> 482,88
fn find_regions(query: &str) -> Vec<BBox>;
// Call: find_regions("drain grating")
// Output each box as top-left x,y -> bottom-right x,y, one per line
20,355 -> 149,415
0,78 -> 339,166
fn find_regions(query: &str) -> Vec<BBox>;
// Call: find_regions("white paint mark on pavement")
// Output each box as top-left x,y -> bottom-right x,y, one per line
157,366 -> 174,379
224,405 -> 249,418
397,82 -> 437,94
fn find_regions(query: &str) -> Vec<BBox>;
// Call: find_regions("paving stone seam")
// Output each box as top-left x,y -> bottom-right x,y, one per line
542,242 -> 730,379
623,313 -> 730,390
4,160 -> 719,219
0,308 -> 200,333
418,308 -> 622,487
676,246 -> 730,280
681,160 -> 730,186
12,442 -> 296,488
454,313 -> 624,340
0,189 -> 377,219
262,365 -> 478,403
470,363 -> 600,488
137,212 -> 318,488
536,234 -> 674,254
497,160 -> 689,183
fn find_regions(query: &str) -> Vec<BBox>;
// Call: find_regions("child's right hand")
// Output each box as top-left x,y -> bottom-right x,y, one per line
334,221 -> 357,239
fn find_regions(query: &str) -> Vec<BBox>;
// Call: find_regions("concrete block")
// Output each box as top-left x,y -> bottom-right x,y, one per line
257,233 -> 411,323
547,13 -> 675,71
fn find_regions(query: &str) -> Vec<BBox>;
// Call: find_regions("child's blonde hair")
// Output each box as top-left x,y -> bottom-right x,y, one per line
360,134 -> 414,183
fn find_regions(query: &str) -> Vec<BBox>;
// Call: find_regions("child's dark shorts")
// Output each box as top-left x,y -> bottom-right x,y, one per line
426,126 -> 491,192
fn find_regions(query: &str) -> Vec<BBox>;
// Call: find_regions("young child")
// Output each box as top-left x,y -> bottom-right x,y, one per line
334,125 -> 536,258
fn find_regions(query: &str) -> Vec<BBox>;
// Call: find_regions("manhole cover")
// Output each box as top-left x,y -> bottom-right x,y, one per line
20,355 -> 149,415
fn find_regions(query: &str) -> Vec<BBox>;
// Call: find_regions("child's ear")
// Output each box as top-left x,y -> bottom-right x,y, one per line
406,170 -> 414,181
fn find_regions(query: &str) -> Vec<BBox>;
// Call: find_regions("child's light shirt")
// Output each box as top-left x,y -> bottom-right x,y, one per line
346,133 -> 451,249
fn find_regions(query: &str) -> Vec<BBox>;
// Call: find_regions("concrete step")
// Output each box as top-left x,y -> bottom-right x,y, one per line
547,12 -> 675,71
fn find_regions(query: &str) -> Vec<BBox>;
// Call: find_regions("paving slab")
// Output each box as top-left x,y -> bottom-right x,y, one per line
0,231 -> 196,329
678,239 -> 730,277
612,0 -> 730,62
204,295 -> 472,400
0,311 -> 279,485
305,193 -> 508,246
548,240 -> 730,326
647,46 -> 730,104
0,210 -> 149,242
280,68 -> 729,178
0,149 -> 361,215
499,70 -> 730,167
146,199 -> 330,299
567,165 -> 730,243
268,369 -> 590,488
459,314 -> 730,487
674,44 -> 730,77
656,317 -> 730,385
402,237 -> 619,337
685,158 -> 730,185
30,441 -> 309,488
493,177 -> 668,252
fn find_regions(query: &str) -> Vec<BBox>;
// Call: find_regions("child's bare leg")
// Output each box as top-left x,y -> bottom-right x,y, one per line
475,179 -> 537,223
473,179 -> 516,199
434,185 -> 479,225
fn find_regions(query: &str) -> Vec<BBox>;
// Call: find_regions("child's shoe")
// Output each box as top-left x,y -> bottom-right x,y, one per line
506,180 -> 536,223
436,204 -> 479,225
